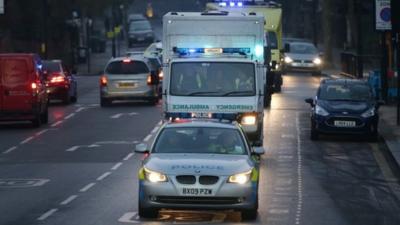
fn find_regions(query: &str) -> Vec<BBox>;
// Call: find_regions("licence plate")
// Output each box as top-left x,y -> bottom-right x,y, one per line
182,188 -> 212,196
118,82 -> 136,88
137,37 -> 145,41
191,112 -> 211,118
334,120 -> 356,127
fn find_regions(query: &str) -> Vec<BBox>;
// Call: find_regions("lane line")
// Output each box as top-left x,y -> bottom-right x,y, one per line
97,172 -> 112,181
36,129 -> 49,136
158,120 -> 163,126
37,208 -> 58,221
75,107 -> 85,113
151,126 -> 159,134
51,121 -> 63,127
295,112 -> 303,225
66,146 -> 80,152
111,113 -> 123,119
3,146 -> 17,154
64,113 -> 76,120
20,136 -> 34,145
60,195 -> 78,205
79,182 -> 96,192
123,153 -> 134,161
143,134 -> 152,142
111,162 -> 123,170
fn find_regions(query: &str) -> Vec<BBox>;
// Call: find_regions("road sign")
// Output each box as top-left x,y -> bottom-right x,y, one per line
375,0 -> 392,31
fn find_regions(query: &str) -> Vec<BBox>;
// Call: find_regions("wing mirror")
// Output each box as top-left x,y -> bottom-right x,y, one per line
252,147 -> 265,155
284,43 -> 290,53
305,98 -> 314,106
135,143 -> 149,153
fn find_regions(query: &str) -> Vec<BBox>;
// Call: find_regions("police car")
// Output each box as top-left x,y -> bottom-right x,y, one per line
135,119 -> 264,220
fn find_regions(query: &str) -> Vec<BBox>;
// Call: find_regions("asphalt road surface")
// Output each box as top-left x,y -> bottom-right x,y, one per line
1,71 -> 400,225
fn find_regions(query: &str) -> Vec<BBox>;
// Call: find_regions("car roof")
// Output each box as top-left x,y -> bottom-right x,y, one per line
321,78 -> 369,85
163,120 -> 239,129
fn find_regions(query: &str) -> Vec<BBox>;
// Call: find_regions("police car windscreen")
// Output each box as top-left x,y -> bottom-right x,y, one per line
153,127 -> 247,155
106,61 -> 149,75
170,62 -> 255,96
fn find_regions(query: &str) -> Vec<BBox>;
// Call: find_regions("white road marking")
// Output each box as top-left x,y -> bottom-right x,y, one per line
111,162 -> 123,170
3,146 -> 17,154
51,121 -> 63,127
36,129 -> 49,136
268,209 -> 289,214
123,153 -> 134,161
37,208 -> 58,220
64,113 -> 76,120
66,146 -> 80,152
75,107 -> 85,113
111,113 -> 123,119
89,104 -> 99,107
281,134 -> 295,138
88,144 -> 100,148
118,212 -> 140,223
151,126 -> 159,134
129,112 -> 139,116
79,182 -> 96,192
158,120 -> 163,126
20,136 -> 34,144
143,134 -> 152,142
60,195 -> 78,205
295,112 -> 303,225
97,172 -> 112,181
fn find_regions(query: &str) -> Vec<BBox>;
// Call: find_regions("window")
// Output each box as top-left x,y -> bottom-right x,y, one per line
266,31 -> 278,49
290,43 -> 318,54
153,127 -> 247,155
170,62 -> 255,96
319,83 -> 373,101
105,61 -> 149,75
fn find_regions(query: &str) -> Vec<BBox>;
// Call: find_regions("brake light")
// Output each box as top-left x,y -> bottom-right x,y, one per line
147,74 -> 152,85
122,58 -> 132,63
100,75 -> 108,86
31,82 -> 38,90
158,70 -> 164,80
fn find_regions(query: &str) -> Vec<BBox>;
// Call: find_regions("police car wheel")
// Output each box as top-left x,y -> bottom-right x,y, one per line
241,207 -> 258,220
138,202 -> 158,218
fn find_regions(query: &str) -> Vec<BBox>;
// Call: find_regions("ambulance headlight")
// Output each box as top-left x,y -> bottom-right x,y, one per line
241,115 -> 257,125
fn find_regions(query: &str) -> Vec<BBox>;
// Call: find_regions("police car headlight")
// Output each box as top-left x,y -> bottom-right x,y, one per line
228,170 -> 252,184
241,115 -> 257,125
284,56 -> 293,64
144,167 -> 167,183
361,107 -> 375,118
315,105 -> 329,116
313,57 -> 322,65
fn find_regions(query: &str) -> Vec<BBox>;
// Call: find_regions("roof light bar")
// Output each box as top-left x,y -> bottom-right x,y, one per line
174,47 -> 251,56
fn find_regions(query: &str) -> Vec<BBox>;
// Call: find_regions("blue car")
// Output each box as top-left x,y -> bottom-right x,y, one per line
305,79 -> 384,140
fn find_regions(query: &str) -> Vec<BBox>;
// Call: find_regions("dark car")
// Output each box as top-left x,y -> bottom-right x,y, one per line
305,79 -> 383,140
128,20 -> 155,47
0,53 -> 48,127
43,60 -> 78,104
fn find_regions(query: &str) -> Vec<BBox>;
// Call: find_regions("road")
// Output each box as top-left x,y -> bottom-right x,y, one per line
1,70 -> 400,225
1,1 -> 400,224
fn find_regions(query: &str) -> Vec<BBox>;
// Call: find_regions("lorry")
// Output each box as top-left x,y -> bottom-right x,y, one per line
162,11 -> 268,146
206,0 -> 283,92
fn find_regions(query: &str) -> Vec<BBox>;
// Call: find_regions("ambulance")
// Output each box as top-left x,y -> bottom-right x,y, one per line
162,11 -> 268,146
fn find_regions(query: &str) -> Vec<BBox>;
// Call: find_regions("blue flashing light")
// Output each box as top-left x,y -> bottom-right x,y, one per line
174,47 -> 251,56
237,2 -> 243,7
219,2 -> 227,7
229,2 -> 235,7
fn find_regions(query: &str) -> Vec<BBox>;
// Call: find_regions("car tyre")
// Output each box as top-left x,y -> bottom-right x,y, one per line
241,208 -> 258,220
312,71 -> 322,76
31,113 -> 42,128
62,93 -> 70,104
138,203 -> 158,218
310,122 -> 319,140
263,94 -> 271,108
367,125 -> 379,142
149,98 -> 158,106
41,107 -> 49,124
100,97 -> 111,107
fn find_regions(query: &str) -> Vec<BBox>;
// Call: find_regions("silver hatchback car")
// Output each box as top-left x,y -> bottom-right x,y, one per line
135,119 -> 264,220
100,56 -> 160,107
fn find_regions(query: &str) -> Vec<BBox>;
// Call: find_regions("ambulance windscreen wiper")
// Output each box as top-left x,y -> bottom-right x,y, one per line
187,91 -> 221,96
222,91 -> 254,96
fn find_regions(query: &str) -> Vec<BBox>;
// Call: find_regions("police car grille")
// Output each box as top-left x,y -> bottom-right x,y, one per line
199,176 -> 219,185
176,175 -> 196,185
156,196 -> 240,205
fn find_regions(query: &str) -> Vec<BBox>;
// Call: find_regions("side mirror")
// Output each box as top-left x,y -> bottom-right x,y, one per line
264,46 -> 271,65
284,43 -> 290,53
305,98 -> 314,106
252,147 -> 265,155
135,143 -> 149,153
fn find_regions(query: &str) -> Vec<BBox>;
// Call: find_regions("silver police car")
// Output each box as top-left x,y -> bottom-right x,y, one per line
135,119 -> 264,220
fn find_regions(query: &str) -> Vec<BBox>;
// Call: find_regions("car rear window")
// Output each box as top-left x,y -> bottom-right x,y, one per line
2,59 -> 29,85
43,61 -> 61,73
105,60 -> 149,75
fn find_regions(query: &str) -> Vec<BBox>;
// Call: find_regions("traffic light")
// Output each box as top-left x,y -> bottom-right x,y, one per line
392,0 -> 400,31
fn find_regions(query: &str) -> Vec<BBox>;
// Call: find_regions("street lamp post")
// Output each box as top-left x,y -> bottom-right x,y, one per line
87,18 -> 92,73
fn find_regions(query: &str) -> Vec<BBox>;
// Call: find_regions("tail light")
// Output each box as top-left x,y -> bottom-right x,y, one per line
147,74 -> 152,85
31,82 -> 38,90
158,69 -> 164,81
100,75 -> 108,86
50,75 -> 65,83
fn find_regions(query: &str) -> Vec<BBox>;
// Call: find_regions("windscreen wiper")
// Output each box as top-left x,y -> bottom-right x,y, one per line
222,91 -> 254,96
187,91 -> 221,96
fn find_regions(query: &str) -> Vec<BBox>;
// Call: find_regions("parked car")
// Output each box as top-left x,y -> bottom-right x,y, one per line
282,41 -> 323,75
0,53 -> 48,127
43,60 -> 78,104
128,13 -> 147,24
100,56 -> 160,107
305,79 -> 383,140
135,119 -> 264,220
128,19 -> 155,47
